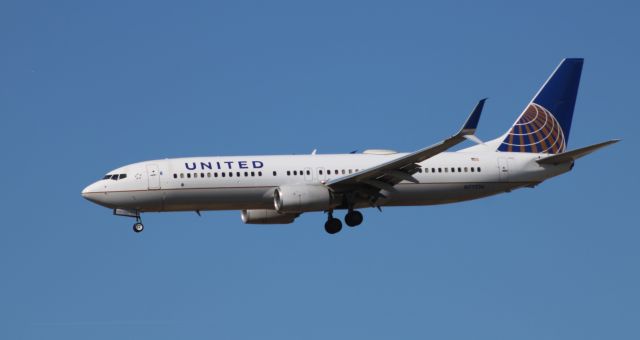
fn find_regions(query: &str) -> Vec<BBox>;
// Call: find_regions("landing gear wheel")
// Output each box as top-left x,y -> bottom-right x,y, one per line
345,210 -> 363,227
133,222 -> 144,233
324,218 -> 343,234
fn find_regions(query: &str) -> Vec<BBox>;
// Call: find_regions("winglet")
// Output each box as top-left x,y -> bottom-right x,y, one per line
460,98 -> 486,135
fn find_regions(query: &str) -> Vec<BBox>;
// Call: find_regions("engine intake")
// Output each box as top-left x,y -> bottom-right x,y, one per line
274,184 -> 335,213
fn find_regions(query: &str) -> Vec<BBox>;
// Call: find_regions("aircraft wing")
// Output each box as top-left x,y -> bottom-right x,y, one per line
326,99 -> 485,195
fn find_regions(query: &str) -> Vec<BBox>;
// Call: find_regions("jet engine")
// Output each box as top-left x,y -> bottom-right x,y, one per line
241,209 -> 299,224
273,184 -> 336,213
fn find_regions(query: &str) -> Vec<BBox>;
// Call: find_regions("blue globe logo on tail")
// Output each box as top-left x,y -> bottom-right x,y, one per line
498,103 -> 566,153
496,58 -> 583,154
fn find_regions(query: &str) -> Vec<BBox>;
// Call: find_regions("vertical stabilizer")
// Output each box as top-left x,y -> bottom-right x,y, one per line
497,58 -> 583,154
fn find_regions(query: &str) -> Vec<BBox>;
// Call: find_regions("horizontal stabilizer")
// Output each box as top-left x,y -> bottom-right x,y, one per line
536,139 -> 620,165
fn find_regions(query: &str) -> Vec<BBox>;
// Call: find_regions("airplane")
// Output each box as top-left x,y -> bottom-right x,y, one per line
82,58 -> 618,234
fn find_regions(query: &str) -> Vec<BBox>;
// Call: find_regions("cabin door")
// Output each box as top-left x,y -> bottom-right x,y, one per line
146,164 -> 161,189
497,158 -> 510,181
304,167 -> 313,182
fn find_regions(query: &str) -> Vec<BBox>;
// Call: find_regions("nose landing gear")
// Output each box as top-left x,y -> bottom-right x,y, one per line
133,221 -> 144,233
132,215 -> 144,233
114,209 -> 145,233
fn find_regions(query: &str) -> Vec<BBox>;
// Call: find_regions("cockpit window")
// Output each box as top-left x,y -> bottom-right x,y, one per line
104,174 -> 127,180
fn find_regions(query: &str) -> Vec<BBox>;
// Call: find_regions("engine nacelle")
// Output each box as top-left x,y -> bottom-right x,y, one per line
273,184 -> 335,213
241,209 -> 298,224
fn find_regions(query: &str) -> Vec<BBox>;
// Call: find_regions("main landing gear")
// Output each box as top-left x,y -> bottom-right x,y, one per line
325,210 -> 364,234
324,212 -> 342,234
345,210 -> 363,227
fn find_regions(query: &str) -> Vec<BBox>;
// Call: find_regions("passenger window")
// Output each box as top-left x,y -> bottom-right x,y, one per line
187,173 -> 191,178
438,168 -> 442,173
464,167 -> 468,172
293,170 -> 297,176
477,167 -> 481,172
348,169 -> 353,174
342,169 -> 345,174
173,174 -> 177,179
237,172 -> 241,177
445,168 -> 448,173
307,170 -> 311,175
432,168 -> 436,173
229,172 -> 233,177
319,170 -> 323,175
451,168 -> 455,173
244,172 -> 248,177
258,171 -> 262,176
221,172 -> 226,177
273,171 -> 277,176
201,173 -> 205,178
251,171 -> 255,177
180,173 -> 184,178
207,173 -> 211,178
214,173 -> 218,178
424,168 -> 428,173
299,170 -> 303,175
335,170 -> 339,175
471,167 -> 475,172
458,167 -> 462,172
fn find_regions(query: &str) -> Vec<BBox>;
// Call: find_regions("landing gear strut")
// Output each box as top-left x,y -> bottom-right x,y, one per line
345,210 -> 363,227
113,209 -> 144,233
324,212 -> 343,234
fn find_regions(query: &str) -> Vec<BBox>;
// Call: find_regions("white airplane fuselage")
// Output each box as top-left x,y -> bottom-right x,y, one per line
82,58 -> 615,233
81,150 -> 570,213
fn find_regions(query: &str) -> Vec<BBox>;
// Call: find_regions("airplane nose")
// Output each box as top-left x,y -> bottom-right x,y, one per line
81,183 -> 95,198
81,182 -> 104,204
81,185 -> 90,198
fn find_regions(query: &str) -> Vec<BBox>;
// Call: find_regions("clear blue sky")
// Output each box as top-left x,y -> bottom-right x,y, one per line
1,1 -> 638,339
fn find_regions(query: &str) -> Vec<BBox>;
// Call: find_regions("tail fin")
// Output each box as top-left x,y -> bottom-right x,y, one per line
497,58 -> 583,154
